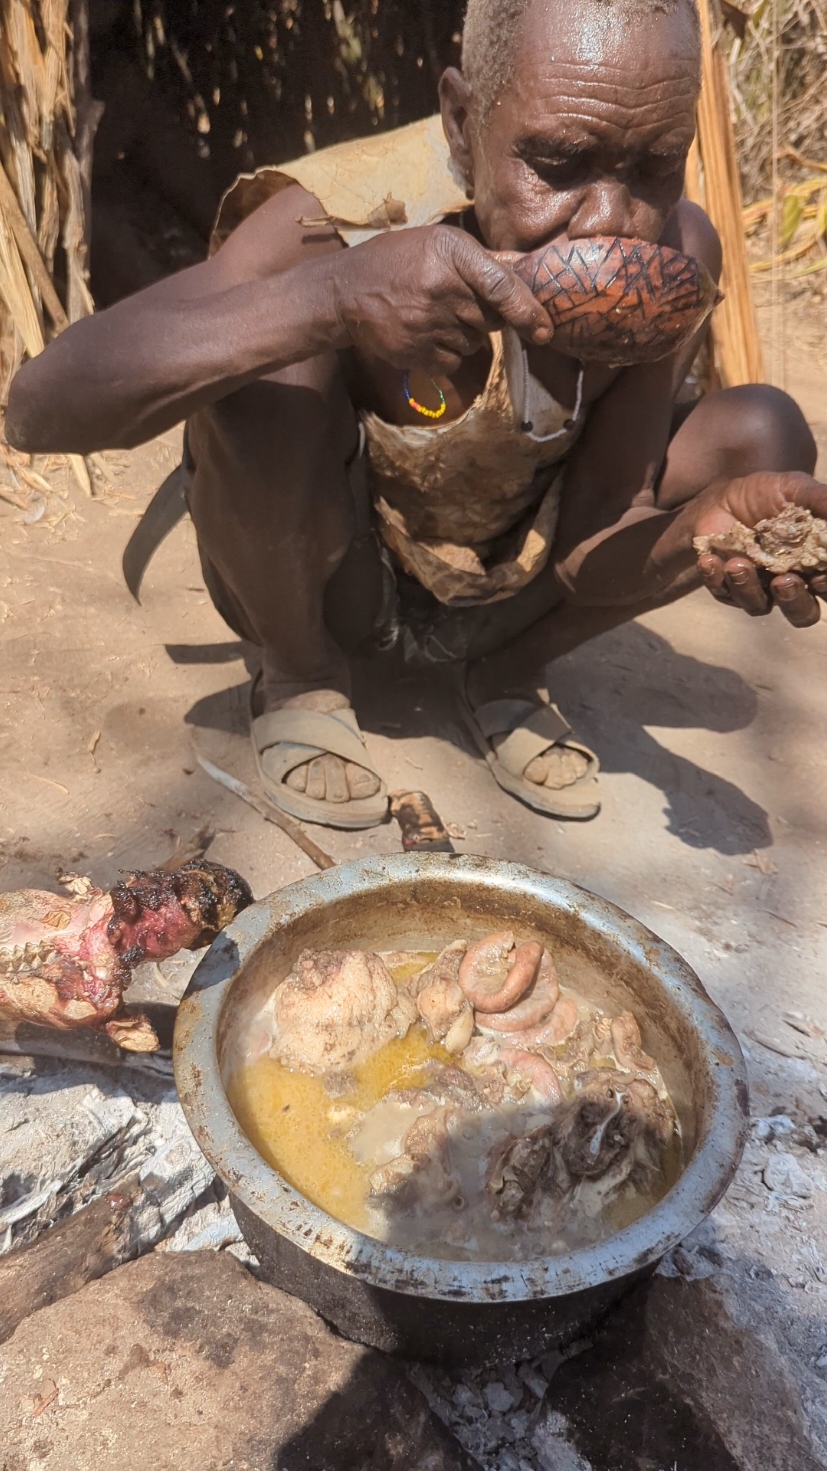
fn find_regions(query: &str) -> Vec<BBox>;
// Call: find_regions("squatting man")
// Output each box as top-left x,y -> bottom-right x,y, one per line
8,0 -> 826,828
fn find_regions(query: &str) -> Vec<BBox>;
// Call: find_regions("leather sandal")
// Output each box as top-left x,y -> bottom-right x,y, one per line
458,680 -> 601,820
250,680 -> 388,830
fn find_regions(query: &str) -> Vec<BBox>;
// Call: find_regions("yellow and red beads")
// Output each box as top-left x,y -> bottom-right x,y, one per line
403,370 -> 447,420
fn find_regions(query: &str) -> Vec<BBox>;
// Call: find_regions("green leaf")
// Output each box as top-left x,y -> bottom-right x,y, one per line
779,193 -> 805,251
816,189 -> 827,243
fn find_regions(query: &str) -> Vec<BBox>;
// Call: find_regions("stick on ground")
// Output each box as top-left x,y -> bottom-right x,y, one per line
195,753 -> 336,870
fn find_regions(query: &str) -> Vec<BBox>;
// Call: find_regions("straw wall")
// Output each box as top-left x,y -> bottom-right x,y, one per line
0,0 -> 97,410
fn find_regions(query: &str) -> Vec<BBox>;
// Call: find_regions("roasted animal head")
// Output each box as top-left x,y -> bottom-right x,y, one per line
107,859 -> 254,960
0,860 -> 253,1051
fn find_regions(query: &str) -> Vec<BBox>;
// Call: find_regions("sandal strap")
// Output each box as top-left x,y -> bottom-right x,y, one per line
472,698 -> 573,780
252,707 -> 376,781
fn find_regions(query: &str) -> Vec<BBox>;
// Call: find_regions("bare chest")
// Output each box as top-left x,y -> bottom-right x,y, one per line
349,341 -> 617,431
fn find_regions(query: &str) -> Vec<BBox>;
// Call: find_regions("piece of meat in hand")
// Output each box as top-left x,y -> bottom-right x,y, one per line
0,860 -> 253,1051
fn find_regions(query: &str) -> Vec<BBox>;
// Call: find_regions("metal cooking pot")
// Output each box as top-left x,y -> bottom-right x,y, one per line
174,854 -> 748,1367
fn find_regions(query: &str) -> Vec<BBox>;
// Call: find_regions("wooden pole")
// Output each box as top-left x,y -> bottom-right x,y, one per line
67,0 -> 103,322
693,0 -> 764,386
0,1182 -> 140,1345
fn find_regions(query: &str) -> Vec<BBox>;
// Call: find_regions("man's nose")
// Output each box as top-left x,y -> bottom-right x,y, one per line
567,180 -> 638,240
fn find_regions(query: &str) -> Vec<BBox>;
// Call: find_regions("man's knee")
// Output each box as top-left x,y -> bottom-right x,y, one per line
715,383 -> 817,476
188,366 -> 358,549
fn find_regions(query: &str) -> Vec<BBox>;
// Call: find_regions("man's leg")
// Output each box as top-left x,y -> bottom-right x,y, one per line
187,351 -> 386,810
465,385 -> 817,785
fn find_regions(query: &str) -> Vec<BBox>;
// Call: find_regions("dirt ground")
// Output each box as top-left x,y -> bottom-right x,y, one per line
1,310 -> 826,1128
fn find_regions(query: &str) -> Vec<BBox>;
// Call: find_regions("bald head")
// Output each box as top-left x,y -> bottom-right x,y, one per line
462,0 -> 700,121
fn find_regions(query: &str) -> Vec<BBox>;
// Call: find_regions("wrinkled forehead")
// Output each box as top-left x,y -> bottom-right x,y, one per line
516,0 -> 700,71
489,0 -> 700,141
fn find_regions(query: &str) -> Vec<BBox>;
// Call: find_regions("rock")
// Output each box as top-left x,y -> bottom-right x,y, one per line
483,1381 -> 514,1414
540,1265 -> 827,1471
753,1115 -> 797,1143
0,1250 -> 478,1471
517,1363 -> 548,1400
658,1218 -> 725,1282
539,1291 -> 740,1471
531,1410 -> 593,1471
763,1149 -> 814,1199
642,1269 -> 827,1471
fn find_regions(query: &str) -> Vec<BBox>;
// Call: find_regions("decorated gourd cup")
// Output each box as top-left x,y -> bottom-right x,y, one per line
511,235 -> 720,365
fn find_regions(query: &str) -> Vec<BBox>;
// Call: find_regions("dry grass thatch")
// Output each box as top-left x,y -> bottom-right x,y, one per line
724,1 -> 827,324
0,0 -> 98,497
685,0 -> 764,387
743,153 -> 827,285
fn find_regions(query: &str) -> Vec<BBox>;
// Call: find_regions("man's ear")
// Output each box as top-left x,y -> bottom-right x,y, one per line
439,67 -> 476,199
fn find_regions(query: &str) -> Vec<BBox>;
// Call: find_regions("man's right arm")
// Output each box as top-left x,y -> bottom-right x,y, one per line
6,185 -> 553,455
5,186 -> 351,454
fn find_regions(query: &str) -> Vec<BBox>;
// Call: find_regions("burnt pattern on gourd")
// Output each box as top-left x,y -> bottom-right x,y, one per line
512,236 -> 720,365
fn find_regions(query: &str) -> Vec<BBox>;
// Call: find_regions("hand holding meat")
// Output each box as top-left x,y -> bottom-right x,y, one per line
0,860 -> 252,1051
693,471 -> 827,626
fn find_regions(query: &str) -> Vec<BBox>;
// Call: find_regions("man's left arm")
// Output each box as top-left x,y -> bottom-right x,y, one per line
550,201 -> 737,610
551,352 -> 686,606
552,358 -> 827,625
510,166 -> 825,623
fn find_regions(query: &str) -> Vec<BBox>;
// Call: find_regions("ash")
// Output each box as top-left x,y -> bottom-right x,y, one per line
409,1353 -> 594,1471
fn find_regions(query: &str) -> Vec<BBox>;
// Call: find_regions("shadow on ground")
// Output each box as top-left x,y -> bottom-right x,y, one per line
352,621 -> 769,856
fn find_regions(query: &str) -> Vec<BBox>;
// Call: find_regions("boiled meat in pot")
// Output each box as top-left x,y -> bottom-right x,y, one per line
233,928 -> 682,1260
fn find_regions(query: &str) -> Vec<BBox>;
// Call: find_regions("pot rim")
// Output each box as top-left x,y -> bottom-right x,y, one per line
173,853 -> 749,1303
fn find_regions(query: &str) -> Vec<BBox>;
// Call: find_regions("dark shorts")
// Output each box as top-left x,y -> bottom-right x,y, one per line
193,400 -> 698,667
193,426 -> 566,668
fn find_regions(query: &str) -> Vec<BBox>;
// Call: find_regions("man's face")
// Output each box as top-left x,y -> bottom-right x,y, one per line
442,0 -> 699,252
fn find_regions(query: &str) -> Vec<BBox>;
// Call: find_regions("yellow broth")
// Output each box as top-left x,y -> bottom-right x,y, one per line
228,1024 -> 453,1232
